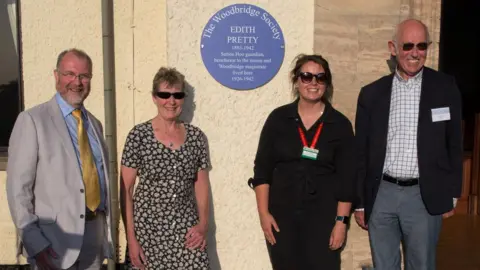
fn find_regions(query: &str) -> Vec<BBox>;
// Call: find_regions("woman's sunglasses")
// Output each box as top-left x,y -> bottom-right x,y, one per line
155,92 -> 186,99
298,72 -> 327,84
400,42 -> 429,51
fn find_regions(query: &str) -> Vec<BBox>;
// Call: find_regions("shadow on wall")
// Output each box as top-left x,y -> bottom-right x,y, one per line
179,81 -> 196,124
203,131 -> 222,270
386,54 -> 397,74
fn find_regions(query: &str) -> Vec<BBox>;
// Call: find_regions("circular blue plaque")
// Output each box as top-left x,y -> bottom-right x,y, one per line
200,4 -> 285,90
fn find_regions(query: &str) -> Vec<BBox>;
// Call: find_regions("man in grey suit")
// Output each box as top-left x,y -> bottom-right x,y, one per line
6,48 -> 114,269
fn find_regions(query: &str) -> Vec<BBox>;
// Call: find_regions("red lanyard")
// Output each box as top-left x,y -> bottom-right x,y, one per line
298,122 -> 324,148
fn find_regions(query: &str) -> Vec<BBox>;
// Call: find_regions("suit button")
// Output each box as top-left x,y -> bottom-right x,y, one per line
80,189 -> 84,193
80,214 -> 85,219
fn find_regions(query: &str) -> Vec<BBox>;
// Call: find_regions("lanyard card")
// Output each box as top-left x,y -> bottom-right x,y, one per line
301,146 -> 318,160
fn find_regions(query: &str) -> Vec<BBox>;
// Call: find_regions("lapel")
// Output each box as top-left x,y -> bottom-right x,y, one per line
418,67 -> 435,129
47,97 -> 82,177
375,74 -> 394,152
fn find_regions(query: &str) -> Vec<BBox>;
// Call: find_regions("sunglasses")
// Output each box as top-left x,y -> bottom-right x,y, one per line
155,92 -> 186,99
298,72 -> 327,84
400,42 -> 429,51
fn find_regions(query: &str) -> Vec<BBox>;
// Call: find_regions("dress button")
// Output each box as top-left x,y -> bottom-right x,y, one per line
80,214 -> 84,219
80,189 -> 84,193
173,194 -> 177,198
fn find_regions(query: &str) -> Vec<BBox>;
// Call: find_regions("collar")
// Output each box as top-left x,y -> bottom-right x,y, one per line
394,67 -> 424,83
284,98 -> 338,123
55,92 -> 87,119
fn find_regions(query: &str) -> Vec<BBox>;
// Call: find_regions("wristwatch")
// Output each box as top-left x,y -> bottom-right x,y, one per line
335,215 -> 350,225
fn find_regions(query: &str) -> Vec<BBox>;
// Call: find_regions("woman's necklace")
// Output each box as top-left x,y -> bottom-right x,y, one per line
153,120 -> 179,148
165,123 -> 180,148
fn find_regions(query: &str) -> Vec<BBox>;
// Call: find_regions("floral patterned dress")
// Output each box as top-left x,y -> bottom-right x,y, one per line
121,121 -> 210,270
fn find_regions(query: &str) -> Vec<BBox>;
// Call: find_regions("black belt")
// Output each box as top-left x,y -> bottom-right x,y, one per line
383,174 -> 419,186
85,209 -> 103,221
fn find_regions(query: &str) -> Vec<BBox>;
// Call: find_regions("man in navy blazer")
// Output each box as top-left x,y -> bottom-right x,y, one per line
354,19 -> 463,270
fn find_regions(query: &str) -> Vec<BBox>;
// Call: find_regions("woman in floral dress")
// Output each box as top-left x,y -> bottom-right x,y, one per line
120,67 -> 211,270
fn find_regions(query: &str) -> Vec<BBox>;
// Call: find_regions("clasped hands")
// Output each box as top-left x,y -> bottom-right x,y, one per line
259,212 -> 346,250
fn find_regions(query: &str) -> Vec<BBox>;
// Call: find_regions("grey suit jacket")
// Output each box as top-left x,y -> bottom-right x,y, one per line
6,96 -> 115,269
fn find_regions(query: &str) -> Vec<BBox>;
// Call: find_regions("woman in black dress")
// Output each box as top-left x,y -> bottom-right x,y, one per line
249,54 -> 356,269
120,67 -> 211,269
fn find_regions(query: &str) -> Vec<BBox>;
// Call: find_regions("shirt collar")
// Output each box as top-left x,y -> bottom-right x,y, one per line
284,98 -> 338,123
394,67 -> 424,83
55,92 -> 87,119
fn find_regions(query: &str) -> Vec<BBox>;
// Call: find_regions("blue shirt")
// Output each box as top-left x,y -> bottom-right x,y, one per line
55,93 -> 106,211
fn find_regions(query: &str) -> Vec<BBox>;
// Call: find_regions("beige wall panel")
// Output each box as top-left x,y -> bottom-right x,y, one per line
167,0 -> 314,269
112,0 -> 134,262
316,0 -> 402,15
314,15 -> 359,63
20,0 -> 105,121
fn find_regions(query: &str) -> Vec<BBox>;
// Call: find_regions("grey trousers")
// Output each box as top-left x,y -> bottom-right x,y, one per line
368,180 -> 442,270
32,212 -> 106,270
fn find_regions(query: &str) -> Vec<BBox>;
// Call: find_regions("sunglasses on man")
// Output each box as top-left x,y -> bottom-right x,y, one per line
399,42 -> 430,51
155,92 -> 186,99
298,72 -> 328,84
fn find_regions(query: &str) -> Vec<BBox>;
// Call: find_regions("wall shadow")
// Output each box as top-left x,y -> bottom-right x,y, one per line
179,81 -> 196,124
203,134 -> 222,270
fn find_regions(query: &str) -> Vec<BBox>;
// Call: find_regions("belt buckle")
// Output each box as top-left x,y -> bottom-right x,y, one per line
85,210 -> 97,221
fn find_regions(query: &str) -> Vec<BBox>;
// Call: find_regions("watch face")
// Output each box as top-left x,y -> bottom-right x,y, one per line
336,216 -> 344,221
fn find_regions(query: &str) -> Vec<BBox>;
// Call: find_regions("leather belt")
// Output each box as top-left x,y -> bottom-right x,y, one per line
383,174 -> 419,186
85,209 -> 102,221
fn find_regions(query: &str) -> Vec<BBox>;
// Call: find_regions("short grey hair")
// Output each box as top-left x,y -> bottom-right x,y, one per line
56,48 -> 93,72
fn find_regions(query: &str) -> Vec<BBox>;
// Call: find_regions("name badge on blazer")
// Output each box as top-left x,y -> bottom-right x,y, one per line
431,107 -> 450,122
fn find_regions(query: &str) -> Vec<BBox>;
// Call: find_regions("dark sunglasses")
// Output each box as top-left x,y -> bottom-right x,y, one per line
298,72 -> 327,84
155,92 -> 186,99
401,42 -> 429,51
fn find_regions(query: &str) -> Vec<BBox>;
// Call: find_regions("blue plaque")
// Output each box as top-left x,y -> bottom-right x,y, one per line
200,4 -> 285,90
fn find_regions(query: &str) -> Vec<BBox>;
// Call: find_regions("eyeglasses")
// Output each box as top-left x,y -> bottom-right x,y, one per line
298,72 -> 327,84
57,70 -> 92,82
400,42 -> 430,51
155,92 -> 186,99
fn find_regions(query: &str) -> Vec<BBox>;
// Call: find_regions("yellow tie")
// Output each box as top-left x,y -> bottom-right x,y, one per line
72,109 -> 100,212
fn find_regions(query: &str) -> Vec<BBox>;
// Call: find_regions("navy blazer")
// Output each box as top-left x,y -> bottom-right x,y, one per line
355,67 -> 463,224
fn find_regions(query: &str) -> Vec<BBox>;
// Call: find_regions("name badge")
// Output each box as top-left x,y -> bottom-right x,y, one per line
301,146 -> 318,160
431,107 -> 450,122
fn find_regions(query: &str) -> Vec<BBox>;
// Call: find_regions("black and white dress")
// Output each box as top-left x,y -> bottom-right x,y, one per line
121,121 -> 210,270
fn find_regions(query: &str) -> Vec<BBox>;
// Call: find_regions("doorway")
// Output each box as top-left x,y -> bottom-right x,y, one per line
439,0 -> 480,214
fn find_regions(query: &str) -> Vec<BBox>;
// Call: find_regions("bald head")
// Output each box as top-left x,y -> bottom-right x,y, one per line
393,19 -> 430,44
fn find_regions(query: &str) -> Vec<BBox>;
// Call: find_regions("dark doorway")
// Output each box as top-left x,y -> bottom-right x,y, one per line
439,0 -> 480,214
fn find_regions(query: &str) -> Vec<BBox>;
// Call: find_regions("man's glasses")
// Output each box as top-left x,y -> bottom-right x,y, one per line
298,72 -> 327,84
400,42 -> 430,51
155,92 -> 186,99
57,70 -> 92,82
